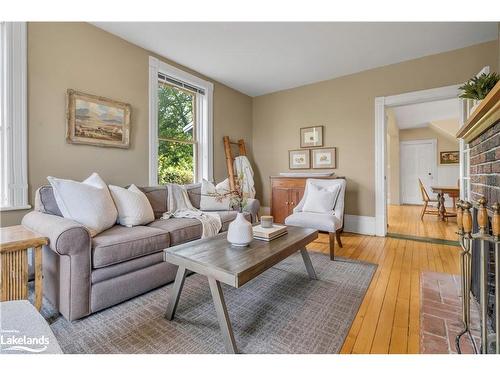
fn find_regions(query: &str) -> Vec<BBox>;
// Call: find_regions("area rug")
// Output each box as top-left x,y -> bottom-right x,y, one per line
46,252 -> 376,354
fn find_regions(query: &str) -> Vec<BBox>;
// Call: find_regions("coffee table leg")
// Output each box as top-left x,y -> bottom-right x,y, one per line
165,266 -> 188,320
300,248 -> 318,280
208,277 -> 238,354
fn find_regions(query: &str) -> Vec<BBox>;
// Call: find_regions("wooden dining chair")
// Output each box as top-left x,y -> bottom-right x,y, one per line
418,178 -> 439,220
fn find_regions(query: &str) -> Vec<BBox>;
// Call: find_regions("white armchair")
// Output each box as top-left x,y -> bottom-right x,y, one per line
285,178 -> 346,260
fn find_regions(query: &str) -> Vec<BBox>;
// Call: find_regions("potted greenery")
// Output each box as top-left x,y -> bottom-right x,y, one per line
210,173 -> 253,247
459,72 -> 500,113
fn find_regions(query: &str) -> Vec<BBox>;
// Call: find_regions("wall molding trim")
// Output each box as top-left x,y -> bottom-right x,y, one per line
344,215 -> 376,236
0,22 -> 29,211
258,207 -> 375,236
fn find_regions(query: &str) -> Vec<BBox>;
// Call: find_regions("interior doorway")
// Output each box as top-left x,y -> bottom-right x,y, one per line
385,98 -> 460,242
374,84 -> 463,240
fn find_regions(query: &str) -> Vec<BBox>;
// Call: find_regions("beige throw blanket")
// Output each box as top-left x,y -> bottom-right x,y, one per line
161,183 -> 221,238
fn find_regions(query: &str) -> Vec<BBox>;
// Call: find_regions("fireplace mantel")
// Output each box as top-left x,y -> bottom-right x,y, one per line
457,81 -> 500,143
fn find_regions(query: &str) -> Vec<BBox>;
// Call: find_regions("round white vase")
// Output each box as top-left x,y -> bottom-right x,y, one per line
227,212 -> 253,247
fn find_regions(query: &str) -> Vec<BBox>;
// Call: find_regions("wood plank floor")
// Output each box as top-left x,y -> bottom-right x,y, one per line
388,204 -> 457,241
306,232 -> 460,354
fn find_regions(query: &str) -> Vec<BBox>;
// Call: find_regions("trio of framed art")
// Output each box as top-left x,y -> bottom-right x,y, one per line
289,125 -> 336,169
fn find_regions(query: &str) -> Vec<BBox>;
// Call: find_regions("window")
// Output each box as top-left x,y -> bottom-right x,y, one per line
0,22 -> 29,211
157,83 -> 197,184
149,57 -> 213,186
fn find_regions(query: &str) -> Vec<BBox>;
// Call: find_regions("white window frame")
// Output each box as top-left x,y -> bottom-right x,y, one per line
148,56 -> 213,185
0,22 -> 29,211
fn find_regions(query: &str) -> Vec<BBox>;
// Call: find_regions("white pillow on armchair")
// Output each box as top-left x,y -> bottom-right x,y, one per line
302,183 -> 341,213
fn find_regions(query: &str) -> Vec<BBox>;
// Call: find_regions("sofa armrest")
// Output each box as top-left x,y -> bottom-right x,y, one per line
21,211 -> 92,321
243,198 -> 260,223
22,211 -> 91,255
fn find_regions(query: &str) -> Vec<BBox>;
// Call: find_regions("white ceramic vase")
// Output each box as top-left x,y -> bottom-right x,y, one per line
227,212 -> 253,247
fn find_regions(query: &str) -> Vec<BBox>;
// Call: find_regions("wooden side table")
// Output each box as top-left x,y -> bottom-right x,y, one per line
0,225 -> 48,310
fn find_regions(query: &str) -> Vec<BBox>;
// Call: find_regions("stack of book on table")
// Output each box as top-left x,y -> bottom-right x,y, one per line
252,224 -> 287,241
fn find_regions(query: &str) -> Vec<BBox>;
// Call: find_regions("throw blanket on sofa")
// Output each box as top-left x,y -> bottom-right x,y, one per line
162,183 -> 222,238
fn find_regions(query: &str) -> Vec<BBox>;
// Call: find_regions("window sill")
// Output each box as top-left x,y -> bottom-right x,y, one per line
0,205 -> 31,212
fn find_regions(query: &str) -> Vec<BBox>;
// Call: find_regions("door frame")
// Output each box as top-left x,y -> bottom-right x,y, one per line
399,138 -> 438,205
374,84 -> 461,236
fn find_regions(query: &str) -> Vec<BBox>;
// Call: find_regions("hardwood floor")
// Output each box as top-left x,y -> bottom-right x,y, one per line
306,232 -> 460,354
388,204 -> 457,241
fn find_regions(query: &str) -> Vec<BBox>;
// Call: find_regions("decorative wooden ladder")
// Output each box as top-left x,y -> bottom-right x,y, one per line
223,136 -> 247,191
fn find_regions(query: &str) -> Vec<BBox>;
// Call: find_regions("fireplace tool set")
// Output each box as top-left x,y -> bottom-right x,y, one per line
455,198 -> 499,354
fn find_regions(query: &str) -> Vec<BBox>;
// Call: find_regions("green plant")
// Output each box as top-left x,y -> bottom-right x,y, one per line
459,72 -> 500,100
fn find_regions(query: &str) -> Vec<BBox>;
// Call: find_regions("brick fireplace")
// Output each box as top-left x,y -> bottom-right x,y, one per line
469,121 -> 500,207
458,82 -> 500,350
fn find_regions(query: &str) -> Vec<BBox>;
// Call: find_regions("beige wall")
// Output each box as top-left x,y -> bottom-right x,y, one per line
0,22 -> 252,227
386,109 -> 400,204
252,41 -> 497,217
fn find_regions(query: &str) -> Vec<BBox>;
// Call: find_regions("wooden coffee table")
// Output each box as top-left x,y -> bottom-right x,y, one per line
163,226 -> 318,354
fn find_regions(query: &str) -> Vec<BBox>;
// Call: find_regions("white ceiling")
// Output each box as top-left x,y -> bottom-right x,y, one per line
92,22 -> 497,97
392,98 -> 459,129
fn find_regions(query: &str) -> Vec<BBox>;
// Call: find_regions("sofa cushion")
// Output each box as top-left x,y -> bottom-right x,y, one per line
91,252 -> 165,284
35,185 -> 63,217
92,225 -> 170,268
147,211 -> 249,246
185,183 -> 201,209
137,186 -> 168,219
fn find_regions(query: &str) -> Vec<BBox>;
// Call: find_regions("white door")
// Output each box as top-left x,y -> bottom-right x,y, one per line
400,139 -> 437,204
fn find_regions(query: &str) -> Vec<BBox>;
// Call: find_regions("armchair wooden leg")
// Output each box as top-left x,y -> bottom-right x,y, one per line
329,232 -> 335,261
335,229 -> 343,248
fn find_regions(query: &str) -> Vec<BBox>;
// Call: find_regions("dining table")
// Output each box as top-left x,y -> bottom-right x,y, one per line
430,185 -> 460,221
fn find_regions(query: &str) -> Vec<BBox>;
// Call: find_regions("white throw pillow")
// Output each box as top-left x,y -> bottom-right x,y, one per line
109,184 -> 155,227
47,173 -> 118,236
302,183 -> 341,213
199,179 -> 231,211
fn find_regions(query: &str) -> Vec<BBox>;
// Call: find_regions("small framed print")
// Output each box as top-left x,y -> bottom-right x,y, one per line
440,151 -> 459,164
312,148 -> 336,169
300,126 -> 323,148
289,149 -> 310,169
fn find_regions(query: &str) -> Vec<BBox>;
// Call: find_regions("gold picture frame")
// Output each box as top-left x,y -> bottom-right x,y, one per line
66,89 -> 131,148
300,126 -> 323,148
311,147 -> 336,169
289,149 -> 310,169
440,151 -> 459,164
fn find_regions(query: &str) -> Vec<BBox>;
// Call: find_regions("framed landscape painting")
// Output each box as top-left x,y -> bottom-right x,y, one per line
300,126 -> 323,148
289,149 -> 310,169
66,89 -> 131,148
440,151 -> 459,164
311,147 -> 336,169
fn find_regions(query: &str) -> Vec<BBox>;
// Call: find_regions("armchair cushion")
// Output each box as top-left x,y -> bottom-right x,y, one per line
302,183 -> 340,213
293,178 -> 346,228
285,212 -> 342,233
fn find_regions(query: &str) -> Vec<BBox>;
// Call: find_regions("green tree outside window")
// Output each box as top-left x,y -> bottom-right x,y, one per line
157,83 -> 196,185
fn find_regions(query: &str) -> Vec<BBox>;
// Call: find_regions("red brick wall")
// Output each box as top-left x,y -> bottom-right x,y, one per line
469,121 -> 500,207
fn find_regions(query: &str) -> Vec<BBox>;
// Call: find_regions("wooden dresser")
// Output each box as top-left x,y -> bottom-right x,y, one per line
270,176 -> 345,224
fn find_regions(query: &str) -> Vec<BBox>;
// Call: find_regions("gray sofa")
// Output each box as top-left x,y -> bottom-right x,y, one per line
22,184 -> 259,321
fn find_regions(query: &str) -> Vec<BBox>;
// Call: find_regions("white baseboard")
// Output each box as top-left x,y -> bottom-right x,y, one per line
344,215 -> 376,235
258,206 -> 376,236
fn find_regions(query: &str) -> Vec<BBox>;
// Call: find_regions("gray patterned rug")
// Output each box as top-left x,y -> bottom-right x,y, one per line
44,252 -> 376,354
